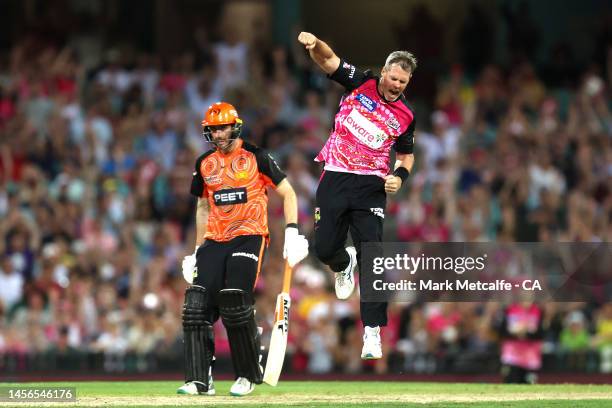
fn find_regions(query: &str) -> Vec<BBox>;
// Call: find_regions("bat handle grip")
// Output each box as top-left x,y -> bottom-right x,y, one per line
282,262 -> 292,293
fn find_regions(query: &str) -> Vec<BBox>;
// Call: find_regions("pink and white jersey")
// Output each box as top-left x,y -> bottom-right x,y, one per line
500,304 -> 543,370
316,59 -> 416,179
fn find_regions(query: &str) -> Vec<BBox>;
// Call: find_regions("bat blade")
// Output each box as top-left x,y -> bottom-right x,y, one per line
263,292 -> 291,386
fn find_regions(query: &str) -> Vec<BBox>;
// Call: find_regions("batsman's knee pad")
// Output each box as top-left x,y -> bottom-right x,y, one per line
182,285 -> 214,389
219,288 -> 263,384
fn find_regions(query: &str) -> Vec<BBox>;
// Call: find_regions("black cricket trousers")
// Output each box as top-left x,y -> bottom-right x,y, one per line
314,170 -> 387,327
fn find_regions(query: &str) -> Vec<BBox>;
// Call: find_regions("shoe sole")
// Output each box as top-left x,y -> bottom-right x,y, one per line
230,389 -> 253,397
177,385 -> 216,396
177,390 -> 216,396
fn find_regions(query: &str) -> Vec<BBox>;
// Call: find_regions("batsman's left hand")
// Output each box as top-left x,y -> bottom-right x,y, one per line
283,227 -> 309,267
384,175 -> 402,194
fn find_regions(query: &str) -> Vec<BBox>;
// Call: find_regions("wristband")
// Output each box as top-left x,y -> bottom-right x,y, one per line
393,167 -> 410,185
286,223 -> 299,230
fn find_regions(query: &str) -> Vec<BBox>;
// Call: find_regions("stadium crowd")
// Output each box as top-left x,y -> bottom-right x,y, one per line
0,19 -> 611,376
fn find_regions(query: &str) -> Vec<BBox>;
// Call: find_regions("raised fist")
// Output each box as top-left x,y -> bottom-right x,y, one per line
298,32 -> 317,50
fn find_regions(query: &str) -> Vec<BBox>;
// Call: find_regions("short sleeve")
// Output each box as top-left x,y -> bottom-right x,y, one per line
329,59 -> 371,92
393,118 -> 415,154
256,150 -> 286,186
190,155 -> 207,197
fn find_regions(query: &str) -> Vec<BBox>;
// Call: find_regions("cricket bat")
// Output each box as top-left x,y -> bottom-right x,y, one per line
263,262 -> 292,386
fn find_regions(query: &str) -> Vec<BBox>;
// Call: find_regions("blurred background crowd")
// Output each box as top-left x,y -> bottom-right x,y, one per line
0,0 -> 611,378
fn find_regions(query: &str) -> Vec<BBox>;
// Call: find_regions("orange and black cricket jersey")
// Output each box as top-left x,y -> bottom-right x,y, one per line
190,139 -> 286,242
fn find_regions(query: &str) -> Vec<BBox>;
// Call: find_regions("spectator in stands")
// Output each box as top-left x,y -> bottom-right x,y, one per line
593,303 -> 612,373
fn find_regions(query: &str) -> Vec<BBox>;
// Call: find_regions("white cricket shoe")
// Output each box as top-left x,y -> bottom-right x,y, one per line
177,380 -> 215,396
361,326 -> 382,360
335,247 -> 357,300
230,377 -> 255,397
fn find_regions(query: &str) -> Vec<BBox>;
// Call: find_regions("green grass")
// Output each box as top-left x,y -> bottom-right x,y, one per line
1,381 -> 611,407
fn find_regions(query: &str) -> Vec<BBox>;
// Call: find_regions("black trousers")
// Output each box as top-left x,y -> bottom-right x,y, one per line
193,235 -> 266,323
314,170 -> 387,327
502,365 -> 537,384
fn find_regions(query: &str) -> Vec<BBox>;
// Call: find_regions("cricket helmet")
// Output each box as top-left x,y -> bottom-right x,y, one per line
202,101 -> 243,143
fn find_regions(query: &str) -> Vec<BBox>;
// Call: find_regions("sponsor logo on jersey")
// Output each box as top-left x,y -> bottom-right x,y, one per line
232,252 -> 259,261
385,116 -> 400,131
343,62 -> 356,79
356,93 -> 377,112
213,187 -> 247,206
370,207 -> 385,219
344,109 -> 388,149
204,175 -> 223,185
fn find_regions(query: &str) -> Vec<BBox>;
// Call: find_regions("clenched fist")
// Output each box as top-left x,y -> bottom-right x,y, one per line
298,32 -> 318,50
384,175 -> 402,194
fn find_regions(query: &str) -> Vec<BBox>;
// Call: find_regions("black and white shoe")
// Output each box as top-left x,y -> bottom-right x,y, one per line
177,380 -> 215,396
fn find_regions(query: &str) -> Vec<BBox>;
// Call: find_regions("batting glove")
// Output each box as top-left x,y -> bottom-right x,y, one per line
283,225 -> 309,267
181,246 -> 199,284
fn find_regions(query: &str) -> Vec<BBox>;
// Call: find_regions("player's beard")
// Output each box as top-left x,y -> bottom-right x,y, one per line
215,137 -> 237,153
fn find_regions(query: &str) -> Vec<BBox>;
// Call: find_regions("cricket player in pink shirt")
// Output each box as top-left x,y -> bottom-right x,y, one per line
298,32 -> 417,360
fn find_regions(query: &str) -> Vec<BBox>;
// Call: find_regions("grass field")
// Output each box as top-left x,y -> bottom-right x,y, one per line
1,381 -> 611,407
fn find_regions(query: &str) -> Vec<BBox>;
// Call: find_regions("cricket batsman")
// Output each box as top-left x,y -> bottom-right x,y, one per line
298,32 -> 417,359
177,102 -> 309,396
